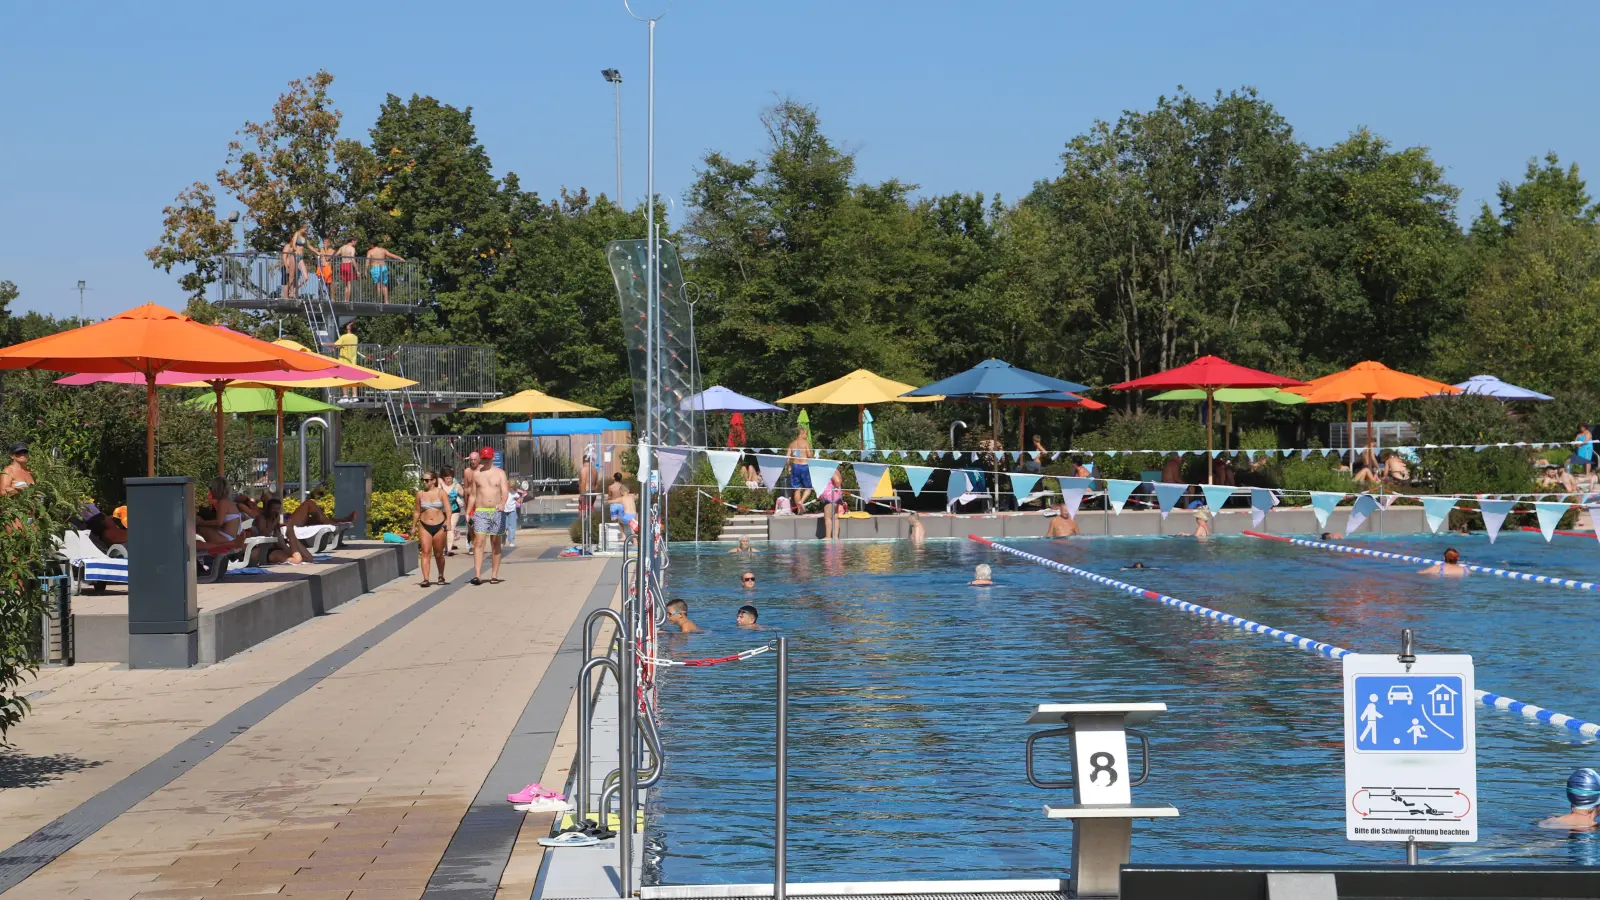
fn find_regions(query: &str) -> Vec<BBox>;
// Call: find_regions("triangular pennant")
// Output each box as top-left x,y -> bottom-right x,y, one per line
756,454 -> 788,490
1420,497 -> 1457,534
1210,449 -> 1224,458
853,462 -> 889,500
1310,491 -> 1344,529
918,450 -> 932,461
1478,498 -> 1515,543
1301,448 -> 1314,461
945,469 -> 970,508
656,448 -> 691,490
902,466 -> 934,497
1346,493 -> 1379,535
1249,488 -> 1278,529
1153,483 -> 1187,519
808,457 -> 841,489
1319,448 -> 1331,457
1534,501 -> 1569,542
1474,445 -> 1489,452
706,450 -> 742,487
1010,473 -> 1043,506
1589,505 -> 1600,548
1010,451 -> 1024,462
1201,484 -> 1233,515
1060,476 -> 1094,491
1106,479 -> 1138,514
1061,488 -> 1086,519
1375,493 -> 1398,511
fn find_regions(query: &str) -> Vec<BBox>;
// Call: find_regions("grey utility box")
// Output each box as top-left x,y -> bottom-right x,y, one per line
334,462 -> 372,538
125,476 -> 198,668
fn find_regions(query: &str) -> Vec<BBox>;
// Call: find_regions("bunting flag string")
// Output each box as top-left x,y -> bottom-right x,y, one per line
644,438 -> 1584,459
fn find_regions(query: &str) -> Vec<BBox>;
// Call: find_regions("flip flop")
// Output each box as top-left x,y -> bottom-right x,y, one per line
490,578 -> 503,584
538,831 -> 600,848
436,577 -> 447,585
470,577 -> 483,586
419,580 -> 432,588
514,797 -> 574,813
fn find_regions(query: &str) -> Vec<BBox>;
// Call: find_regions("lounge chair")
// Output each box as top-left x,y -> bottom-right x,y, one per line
197,521 -> 280,583
56,530 -> 128,594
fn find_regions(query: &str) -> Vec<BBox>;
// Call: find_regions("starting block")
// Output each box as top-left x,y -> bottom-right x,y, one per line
1026,703 -> 1179,898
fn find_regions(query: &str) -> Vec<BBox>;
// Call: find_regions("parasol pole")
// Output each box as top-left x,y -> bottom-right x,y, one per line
1018,404 -> 1028,455
990,395 -> 1001,509
858,404 -> 865,453
145,370 -> 158,478
275,388 -> 286,498
1225,402 -> 1233,453
1345,400 -> 1354,467
213,381 -> 227,477
1206,388 -> 1215,485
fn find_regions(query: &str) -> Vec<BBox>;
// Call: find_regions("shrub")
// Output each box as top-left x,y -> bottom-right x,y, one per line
668,484 -> 727,541
1076,412 -> 1209,480
1402,396 -> 1534,495
1274,452 -> 1357,502
0,452 -> 86,740
1531,388 -> 1600,447
367,490 -> 415,539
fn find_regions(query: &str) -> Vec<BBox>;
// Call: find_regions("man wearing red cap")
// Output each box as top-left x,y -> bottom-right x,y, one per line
470,446 -> 509,585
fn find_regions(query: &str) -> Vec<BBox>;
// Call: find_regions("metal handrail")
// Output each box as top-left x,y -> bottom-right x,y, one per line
576,656 -> 620,821
212,251 -> 427,307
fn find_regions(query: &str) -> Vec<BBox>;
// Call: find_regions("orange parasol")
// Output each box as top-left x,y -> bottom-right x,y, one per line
1289,361 -> 1461,465
0,303 -> 336,476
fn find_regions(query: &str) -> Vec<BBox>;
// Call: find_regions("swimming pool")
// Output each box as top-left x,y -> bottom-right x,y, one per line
646,534 -> 1600,884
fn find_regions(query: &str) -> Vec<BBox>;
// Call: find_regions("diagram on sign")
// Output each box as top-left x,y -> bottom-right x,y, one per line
1350,786 -> 1473,821
1351,675 -> 1465,752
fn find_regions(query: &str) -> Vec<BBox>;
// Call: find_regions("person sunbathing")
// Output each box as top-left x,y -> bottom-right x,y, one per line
285,493 -> 355,529
254,498 -> 313,565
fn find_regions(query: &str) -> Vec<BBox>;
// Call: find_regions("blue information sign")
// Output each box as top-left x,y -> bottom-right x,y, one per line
1352,675 -> 1466,752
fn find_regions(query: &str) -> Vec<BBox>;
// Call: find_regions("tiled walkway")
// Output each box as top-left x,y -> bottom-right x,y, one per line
0,533 -> 610,900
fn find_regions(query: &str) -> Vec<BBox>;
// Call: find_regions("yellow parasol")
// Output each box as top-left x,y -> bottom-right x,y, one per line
779,369 -> 942,450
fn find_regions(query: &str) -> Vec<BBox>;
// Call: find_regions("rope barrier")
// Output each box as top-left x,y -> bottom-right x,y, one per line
655,438 -> 1588,459
1242,530 -> 1600,593
639,642 -> 774,668
970,535 -> 1600,737
1519,526 -> 1598,541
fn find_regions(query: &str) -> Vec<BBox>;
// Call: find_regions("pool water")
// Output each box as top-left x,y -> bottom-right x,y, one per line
646,534 -> 1600,884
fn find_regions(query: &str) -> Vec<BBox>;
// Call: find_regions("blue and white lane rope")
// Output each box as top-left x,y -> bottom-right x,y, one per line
969,535 -> 1600,738
1243,530 -> 1600,593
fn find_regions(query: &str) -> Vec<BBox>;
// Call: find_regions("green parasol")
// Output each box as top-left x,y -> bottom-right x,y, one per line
1149,387 -> 1305,452
184,387 -> 339,415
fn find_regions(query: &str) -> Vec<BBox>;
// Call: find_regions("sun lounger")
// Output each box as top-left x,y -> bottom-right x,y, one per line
57,530 -> 128,593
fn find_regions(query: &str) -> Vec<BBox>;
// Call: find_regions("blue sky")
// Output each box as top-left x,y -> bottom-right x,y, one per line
2,1 -> 1597,318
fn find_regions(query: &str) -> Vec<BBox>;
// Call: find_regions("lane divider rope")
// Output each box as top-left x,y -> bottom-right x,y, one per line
969,535 -> 1600,737
1242,530 -> 1600,593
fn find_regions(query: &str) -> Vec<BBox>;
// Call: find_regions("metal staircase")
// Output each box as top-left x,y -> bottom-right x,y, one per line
371,350 -> 426,471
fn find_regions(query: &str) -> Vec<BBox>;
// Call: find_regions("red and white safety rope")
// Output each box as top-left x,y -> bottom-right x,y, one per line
639,641 -> 775,668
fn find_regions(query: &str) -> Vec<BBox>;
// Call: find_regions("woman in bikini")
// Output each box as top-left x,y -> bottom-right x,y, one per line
281,226 -> 310,299
197,477 -> 247,545
413,471 -> 449,586
0,443 -> 34,495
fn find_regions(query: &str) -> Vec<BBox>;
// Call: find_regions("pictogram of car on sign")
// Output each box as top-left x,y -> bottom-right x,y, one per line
1387,685 -> 1413,704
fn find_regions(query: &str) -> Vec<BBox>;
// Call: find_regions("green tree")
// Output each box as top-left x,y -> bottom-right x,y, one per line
1471,152 -> 1597,243
1437,213 -> 1600,395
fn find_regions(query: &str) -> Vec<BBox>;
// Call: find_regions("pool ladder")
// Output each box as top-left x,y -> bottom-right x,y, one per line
571,533 -> 665,898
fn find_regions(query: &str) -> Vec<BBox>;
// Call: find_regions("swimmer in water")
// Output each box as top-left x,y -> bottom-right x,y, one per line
1418,547 -> 1467,577
728,536 -> 759,554
1193,507 -> 1213,538
736,605 -> 760,629
1541,768 -> 1600,829
970,563 -> 994,586
1123,561 -> 1157,570
1320,532 -> 1343,541
666,598 -> 702,633
1046,504 -> 1079,538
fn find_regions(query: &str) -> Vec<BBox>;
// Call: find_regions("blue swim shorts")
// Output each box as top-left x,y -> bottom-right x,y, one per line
790,462 -> 812,489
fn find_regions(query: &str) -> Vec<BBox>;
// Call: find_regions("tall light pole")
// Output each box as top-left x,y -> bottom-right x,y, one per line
601,68 -> 623,204
75,280 -> 87,320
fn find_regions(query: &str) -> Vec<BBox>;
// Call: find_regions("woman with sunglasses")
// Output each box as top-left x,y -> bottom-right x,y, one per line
413,471 -> 450,586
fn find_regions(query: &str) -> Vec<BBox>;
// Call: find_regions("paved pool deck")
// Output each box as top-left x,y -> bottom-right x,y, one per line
0,529 -> 618,900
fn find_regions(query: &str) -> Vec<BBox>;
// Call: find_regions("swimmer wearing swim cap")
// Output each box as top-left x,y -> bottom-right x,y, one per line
1540,768 -> 1600,829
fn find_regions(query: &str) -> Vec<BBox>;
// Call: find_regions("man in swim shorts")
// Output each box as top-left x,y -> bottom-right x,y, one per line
366,245 -> 406,303
336,238 -> 359,302
470,447 -> 509,585
1046,503 -> 1079,538
786,428 -> 813,511
605,472 -> 637,528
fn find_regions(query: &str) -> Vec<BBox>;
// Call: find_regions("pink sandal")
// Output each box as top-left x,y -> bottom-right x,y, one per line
507,783 -> 564,804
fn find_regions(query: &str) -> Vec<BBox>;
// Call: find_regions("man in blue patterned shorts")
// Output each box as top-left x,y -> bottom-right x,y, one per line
470,447 -> 509,585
